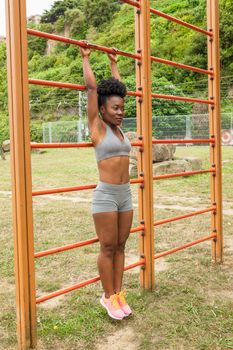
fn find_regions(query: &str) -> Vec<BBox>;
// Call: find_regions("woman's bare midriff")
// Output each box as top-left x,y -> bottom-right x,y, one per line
97,156 -> 130,184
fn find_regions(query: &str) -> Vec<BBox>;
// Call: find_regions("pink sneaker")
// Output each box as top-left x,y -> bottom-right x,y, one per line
117,290 -> 132,316
100,294 -> 125,320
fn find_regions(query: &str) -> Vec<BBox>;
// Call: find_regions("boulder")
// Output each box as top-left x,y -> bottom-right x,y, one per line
183,157 -> 202,171
129,163 -> 138,178
2,140 -> 10,152
125,132 -> 176,163
152,144 -> 176,162
153,159 -> 192,176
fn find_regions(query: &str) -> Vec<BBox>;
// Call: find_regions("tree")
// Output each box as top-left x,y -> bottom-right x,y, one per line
84,0 -> 120,29
41,0 -> 81,24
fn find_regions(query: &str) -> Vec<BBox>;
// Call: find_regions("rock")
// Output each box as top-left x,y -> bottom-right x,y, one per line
0,146 -> 6,160
125,132 -> 176,163
129,163 -> 138,178
2,140 -> 10,152
152,144 -> 176,162
183,157 -> 202,171
153,160 -> 192,176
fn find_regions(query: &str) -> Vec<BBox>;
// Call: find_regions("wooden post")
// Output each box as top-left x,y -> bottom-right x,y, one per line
207,0 -> 223,263
5,0 -> 37,348
135,0 -> 155,290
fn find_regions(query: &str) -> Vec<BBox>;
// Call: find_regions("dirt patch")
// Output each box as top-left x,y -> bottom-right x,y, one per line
95,326 -> 140,350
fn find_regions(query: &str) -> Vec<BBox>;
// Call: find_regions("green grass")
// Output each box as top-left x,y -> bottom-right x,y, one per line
0,146 -> 233,349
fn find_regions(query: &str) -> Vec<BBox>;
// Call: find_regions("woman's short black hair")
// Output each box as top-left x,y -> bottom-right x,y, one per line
97,77 -> 127,109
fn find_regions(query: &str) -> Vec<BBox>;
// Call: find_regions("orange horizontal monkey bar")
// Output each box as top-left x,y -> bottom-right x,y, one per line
27,29 -> 141,60
152,138 -> 215,144
152,93 -> 214,105
153,169 -> 215,180
154,207 -> 216,226
29,79 -> 86,90
30,141 -> 143,148
29,78 -> 142,97
32,178 -> 143,196
150,8 -> 213,37
34,225 -> 144,259
36,259 -> 145,303
151,56 -> 213,75
154,233 -> 217,260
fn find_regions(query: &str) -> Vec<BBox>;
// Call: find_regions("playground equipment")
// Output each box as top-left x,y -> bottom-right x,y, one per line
5,0 -> 222,349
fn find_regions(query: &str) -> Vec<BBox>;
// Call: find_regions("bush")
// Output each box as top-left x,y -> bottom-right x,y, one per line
0,113 -> 9,145
30,122 -> 43,142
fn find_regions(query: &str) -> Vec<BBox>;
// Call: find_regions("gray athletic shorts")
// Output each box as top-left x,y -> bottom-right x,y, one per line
92,181 -> 133,214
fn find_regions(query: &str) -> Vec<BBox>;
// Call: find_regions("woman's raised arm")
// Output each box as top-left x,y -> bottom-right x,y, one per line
80,46 -> 99,128
108,52 -> 121,81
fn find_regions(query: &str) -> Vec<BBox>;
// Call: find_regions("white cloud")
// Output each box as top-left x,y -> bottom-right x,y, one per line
0,0 -> 56,37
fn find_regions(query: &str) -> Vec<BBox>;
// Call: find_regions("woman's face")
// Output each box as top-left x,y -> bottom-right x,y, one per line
100,95 -> 125,126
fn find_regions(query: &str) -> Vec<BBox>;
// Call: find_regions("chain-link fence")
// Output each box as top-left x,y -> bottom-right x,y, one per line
42,113 -> 233,145
42,120 -> 89,143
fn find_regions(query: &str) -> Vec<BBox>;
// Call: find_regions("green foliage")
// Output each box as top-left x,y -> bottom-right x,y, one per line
84,0 -> 120,29
64,9 -> 87,37
30,122 -> 43,142
41,0 -> 81,23
0,113 -> 9,145
0,42 -> 8,111
27,22 -> 53,60
220,0 -> 233,74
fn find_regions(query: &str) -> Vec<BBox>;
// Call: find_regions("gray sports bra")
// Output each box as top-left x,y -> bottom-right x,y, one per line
94,124 -> 131,162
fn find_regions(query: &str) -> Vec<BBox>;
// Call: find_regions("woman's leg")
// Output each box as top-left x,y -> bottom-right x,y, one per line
93,211 -> 118,298
113,210 -> 133,293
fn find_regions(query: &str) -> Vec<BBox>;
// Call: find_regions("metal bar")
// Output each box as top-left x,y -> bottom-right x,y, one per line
30,140 -> 143,148
135,0 -> 155,290
36,260 -> 144,304
36,276 -> 101,303
32,178 -> 143,196
151,93 -> 214,105
5,0 -> 37,348
27,29 -> 141,60
32,184 -> 96,196
124,259 -> 145,271
154,233 -> 217,260
150,8 -> 213,37
31,142 -> 93,148
34,237 -> 99,258
153,169 -> 215,180
207,0 -> 223,263
29,79 -> 86,91
34,225 -> 144,259
152,138 -> 215,144
154,207 -> 216,226
151,56 -> 213,76
28,78 -> 142,97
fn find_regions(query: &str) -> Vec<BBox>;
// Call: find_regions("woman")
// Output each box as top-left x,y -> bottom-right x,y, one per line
80,46 -> 133,320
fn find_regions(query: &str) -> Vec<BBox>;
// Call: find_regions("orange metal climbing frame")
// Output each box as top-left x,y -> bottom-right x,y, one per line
5,0 -> 222,349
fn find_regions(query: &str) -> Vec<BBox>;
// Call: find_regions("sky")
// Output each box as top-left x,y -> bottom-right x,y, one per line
0,0 -> 56,37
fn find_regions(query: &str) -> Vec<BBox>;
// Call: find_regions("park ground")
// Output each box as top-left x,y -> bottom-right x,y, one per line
0,146 -> 233,350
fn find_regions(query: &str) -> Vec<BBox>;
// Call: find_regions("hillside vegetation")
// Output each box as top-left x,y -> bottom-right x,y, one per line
0,0 -> 233,143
